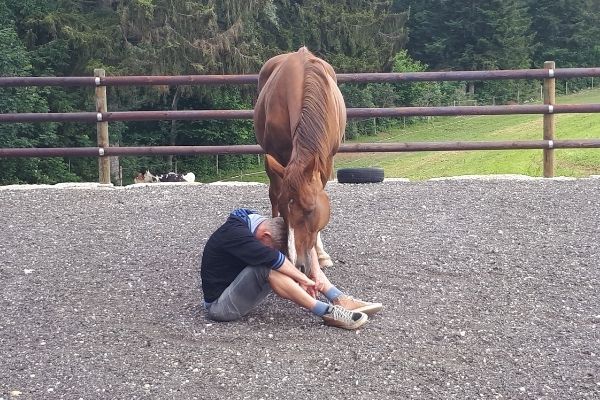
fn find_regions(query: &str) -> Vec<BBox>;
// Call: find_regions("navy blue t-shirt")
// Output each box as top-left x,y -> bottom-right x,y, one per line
201,209 -> 285,303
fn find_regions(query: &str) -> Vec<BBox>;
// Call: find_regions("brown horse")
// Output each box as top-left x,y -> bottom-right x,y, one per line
254,47 -> 346,276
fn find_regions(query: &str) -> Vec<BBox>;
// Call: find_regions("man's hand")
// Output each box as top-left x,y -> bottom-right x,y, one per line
307,249 -> 326,296
277,258 -> 316,290
300,283 -> 317,298
297,273 -> 317,298
302,280 -> 319,298
296,274 -> 316,288
308,270 -> 323,298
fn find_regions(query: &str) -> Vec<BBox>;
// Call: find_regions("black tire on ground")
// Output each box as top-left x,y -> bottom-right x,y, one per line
336,167 -> 384,184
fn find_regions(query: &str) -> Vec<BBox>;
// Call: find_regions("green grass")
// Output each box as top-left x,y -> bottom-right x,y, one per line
218,88 -> 600,182
335,88 -> 600,180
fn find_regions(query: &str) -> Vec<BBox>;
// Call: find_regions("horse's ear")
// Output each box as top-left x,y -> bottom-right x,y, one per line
265,155 -> 285,179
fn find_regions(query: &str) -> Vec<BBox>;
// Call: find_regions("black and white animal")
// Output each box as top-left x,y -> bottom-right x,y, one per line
156,172 -> 195,183
134,170 -> 195,184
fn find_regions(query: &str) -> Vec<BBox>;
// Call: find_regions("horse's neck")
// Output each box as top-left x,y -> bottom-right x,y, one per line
286,153 -> 329,190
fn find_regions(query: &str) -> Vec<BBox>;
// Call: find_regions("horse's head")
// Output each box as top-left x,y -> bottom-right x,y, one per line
266,155 -> 330,276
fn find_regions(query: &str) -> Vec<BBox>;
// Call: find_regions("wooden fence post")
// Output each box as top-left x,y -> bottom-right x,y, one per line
95,69 -> 110,184
543,61 -> 556,178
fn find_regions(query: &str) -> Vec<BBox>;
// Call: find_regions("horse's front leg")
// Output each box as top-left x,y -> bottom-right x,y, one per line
265,156 -> 283,217
315,231 -> 333,268
268,180 -> 281,217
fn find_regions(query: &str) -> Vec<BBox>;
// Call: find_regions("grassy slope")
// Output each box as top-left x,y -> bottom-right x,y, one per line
335,88 -> 600,179
219,88 -> 600,182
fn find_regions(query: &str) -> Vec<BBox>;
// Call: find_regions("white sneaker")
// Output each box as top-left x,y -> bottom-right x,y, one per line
322,305 -> 368,330
333,295 -> 383,316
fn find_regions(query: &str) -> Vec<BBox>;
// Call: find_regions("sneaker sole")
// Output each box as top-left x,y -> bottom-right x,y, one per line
324,313 -> 369,330
352,303 -> 383,316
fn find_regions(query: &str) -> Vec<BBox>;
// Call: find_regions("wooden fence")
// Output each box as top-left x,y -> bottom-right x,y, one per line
2,62 -> 600,183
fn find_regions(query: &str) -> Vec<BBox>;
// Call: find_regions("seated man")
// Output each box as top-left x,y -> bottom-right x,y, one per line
200,208 -> 382,330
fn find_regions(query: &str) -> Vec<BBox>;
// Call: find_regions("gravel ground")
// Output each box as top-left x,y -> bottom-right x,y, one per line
1,178 -> 599,400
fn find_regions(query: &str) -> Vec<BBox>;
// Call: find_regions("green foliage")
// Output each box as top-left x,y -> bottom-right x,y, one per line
392,50 -> 431,105
265,0 -> 408,71
406,0 -> 532,70
1,0 -> 599,184
0,25 -> 78,184
527,0 -> 600,92
404,0 -> 536,103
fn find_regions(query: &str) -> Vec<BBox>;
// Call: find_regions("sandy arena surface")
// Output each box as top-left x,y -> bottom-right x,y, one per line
1,178 -> 599,399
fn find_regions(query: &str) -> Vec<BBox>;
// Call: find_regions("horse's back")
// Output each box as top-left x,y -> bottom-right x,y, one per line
254,47 -> 346,165
254,51 -> 304,163
256,53 -> 289,93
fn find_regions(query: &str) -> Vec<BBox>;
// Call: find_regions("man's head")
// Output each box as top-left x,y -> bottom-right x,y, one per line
254,216 -> 287,252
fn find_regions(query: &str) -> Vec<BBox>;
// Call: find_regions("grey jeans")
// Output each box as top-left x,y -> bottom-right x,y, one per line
205,265 -> 272,321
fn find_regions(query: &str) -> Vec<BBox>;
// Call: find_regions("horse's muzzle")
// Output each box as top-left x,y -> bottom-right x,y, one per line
296,253 -> 313,278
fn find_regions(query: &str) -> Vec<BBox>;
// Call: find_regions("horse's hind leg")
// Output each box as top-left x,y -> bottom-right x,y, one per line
315,232 -> 333,268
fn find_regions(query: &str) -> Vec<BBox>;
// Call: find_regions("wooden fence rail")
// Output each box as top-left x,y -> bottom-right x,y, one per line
2,67 -> 600,87
2,140 -> 600,159
3,104 -> 600,123
1,63 -> 600,183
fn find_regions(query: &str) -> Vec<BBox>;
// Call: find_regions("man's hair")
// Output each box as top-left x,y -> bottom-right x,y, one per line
265,217 -> 287,251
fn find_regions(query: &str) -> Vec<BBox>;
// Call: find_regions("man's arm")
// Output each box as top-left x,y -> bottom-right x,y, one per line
220,222 -> 285,269
276,258 -> 315,287
306,247 -> 325,297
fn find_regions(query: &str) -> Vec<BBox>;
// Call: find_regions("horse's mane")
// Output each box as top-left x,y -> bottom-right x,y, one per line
285,51 -> 332,192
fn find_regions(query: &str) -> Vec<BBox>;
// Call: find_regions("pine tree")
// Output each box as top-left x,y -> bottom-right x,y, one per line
402,0 -> 448,70
405,0 -> 532,71
0,16 -> 78,183
262,0 -> 409,72
403,0 -> 534,102
528,0 -> 600,67
117,0 -> 273,75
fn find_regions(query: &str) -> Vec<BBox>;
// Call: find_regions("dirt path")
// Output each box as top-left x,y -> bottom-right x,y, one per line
1,178 -> 599,399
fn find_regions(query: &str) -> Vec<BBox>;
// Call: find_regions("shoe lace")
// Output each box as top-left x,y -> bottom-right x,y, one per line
330,305 -> 356,322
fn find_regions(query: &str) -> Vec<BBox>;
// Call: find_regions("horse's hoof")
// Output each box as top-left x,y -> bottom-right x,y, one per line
319,258 -> 334,268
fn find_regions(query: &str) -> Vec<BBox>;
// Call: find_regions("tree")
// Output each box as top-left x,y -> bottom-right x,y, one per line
404,0 -> 534,103
4,0 -> 599,183
0,23 -> 78,183
526,0 -> 600,92
405,0 -> 532,71
527,0 -> 600,68
264,0 -> 409,71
